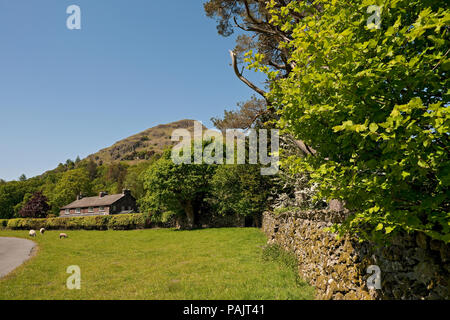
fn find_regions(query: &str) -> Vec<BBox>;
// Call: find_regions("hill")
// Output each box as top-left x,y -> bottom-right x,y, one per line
86,119 -> 207,165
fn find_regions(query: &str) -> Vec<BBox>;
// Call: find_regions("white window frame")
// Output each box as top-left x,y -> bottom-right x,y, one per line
88,207 -> 94,213
99,206 -> 105,212
75,208 -> 81,214
65,209 -> 70,215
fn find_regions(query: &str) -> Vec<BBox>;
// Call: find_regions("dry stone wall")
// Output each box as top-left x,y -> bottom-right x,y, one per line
262,211 -> 450,300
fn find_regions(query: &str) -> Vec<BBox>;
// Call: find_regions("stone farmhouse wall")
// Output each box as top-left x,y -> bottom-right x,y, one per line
262,211 -> 450,300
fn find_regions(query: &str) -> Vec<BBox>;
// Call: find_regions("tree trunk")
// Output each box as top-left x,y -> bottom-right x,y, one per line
184,200 -> 195,230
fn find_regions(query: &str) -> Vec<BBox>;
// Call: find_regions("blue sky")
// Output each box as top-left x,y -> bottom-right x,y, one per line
0,0 -> 266,181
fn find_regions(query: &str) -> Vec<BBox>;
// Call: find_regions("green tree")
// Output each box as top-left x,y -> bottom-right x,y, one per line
140,150 -> 216,229
210,164 -> 269,222
0,178 -> 42,219
65,159 -> 75,170
251,0 -> 449,242
124,160 -> 156,202
13,192 -> 33,217
85,159 -> 98,180
49,168 -> 91,215
106,162 -> 128,193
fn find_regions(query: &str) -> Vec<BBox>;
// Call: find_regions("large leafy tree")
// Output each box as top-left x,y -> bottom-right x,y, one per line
124,159 -> 159,201
248,0 -> 449,242
140,150 -> 216,229
210,164 -> 269,221
49,168 -> 91,215
18,191 -> 50,218
0,178 -> 42,219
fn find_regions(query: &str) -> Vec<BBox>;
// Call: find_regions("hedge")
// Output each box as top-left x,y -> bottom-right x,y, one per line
3,214 -> 157,231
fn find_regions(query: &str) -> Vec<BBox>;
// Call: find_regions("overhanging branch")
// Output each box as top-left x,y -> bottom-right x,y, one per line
229,50 -> 267,100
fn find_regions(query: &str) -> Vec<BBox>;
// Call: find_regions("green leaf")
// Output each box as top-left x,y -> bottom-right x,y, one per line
401,171 -> 411,179
418,160 -> 428,168
369,123 -> 379,133
385,226 -> 395,234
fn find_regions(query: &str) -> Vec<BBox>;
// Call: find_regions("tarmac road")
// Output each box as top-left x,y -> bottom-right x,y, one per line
0,237 -> 36,278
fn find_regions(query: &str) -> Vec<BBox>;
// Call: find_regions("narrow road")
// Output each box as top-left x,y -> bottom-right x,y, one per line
0,237 -> 36,278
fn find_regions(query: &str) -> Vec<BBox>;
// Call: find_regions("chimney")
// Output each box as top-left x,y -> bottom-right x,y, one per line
77,193 -> 83,201
99,191 -> 108,198
122,189 -> 131,196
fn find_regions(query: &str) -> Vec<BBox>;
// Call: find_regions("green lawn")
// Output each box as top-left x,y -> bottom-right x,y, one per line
0,228 -> 314,300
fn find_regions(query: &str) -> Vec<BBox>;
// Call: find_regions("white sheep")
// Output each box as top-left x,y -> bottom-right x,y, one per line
40,228 -> 46,235
59,233 -> 68,239
29,230 -> 36,237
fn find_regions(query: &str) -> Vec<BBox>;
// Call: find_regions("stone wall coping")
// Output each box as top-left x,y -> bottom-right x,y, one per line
265,209 -> 350,224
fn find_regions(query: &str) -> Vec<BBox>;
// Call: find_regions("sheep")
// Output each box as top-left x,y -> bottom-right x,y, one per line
59,233 -> 68,239
40,228 -> 46,235
29,230 -> 36,237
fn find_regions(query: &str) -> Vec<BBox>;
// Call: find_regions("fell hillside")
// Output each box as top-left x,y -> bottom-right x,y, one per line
87,119 -> 207,165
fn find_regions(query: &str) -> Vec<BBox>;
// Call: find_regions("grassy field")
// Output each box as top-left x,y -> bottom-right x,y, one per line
0,228 -> 314,300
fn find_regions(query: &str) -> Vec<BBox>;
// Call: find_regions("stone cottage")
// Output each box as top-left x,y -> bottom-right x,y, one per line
60,189 -> 137,217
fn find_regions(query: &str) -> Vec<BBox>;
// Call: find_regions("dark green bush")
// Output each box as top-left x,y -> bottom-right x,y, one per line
80,216 -> 111,230
0,219 -> 8,228
108,214 -> 151,230
7,218 -> 46,230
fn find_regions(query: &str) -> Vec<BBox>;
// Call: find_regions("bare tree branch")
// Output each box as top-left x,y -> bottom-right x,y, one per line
233,16 -> 291,43
230,50 -> 267,100
432,48 -> 450,71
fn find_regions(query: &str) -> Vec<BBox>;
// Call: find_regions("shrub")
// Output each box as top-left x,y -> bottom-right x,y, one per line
108,214 -> 150,230
7,218 -> 46,230
80,216 -> 111,230
0,219 -> 8,228
45,217 -> 68,230
3,214 -> 151,231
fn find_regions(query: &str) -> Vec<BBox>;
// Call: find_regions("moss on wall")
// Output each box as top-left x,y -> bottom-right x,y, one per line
262,211 -> 450,300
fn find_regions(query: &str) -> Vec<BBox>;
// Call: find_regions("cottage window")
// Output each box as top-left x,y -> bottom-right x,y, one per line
99,206 -> 105,212
75,208 -> 81,214
88,207 -> 94,213
65,209 -> 70,215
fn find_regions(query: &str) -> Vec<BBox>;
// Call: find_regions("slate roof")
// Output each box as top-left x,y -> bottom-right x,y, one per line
61,194 -> 125,209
